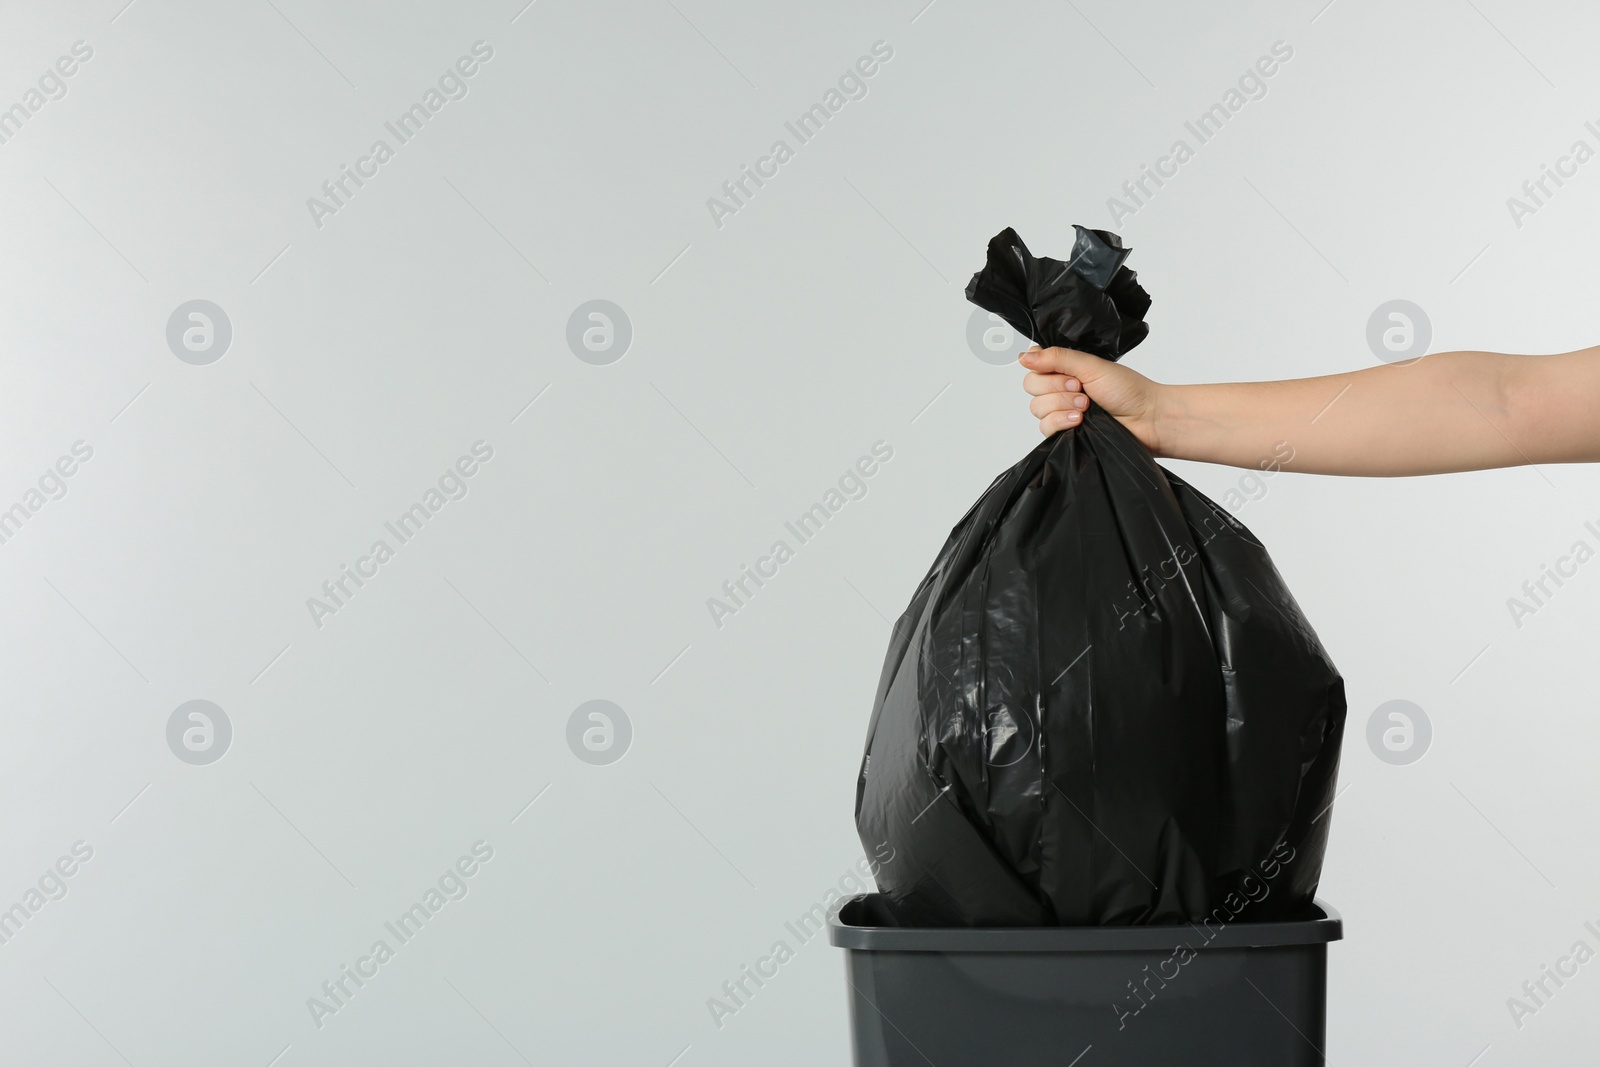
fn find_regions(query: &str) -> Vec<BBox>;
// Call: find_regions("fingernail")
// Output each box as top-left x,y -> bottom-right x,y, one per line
1073,395 -> 1088,409
1067,411 -> 1081,422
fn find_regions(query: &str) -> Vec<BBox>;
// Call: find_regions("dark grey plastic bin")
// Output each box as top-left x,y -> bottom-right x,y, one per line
829,894 -> 1341,1067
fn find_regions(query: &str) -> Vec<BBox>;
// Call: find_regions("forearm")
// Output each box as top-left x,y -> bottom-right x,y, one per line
1153,348 -> 1600,476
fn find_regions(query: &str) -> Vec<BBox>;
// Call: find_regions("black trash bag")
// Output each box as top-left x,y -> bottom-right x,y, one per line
855,226 -> 1346,926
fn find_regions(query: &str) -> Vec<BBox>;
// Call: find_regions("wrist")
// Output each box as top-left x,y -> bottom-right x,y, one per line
1147,383 -> 1221,463
1147,383 -> 1180,459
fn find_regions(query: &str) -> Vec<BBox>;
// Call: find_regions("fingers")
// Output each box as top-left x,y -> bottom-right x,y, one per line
1019,345 -> 1093,435
1019,345 -> 1100,378
1039,409 -> 1082,435
1023,371 -> 1081,397
1030,391 -> 1089,421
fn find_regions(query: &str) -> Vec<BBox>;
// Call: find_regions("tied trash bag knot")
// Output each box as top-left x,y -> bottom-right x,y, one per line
854,226 -> 1347,927
964,225 -> 1151,361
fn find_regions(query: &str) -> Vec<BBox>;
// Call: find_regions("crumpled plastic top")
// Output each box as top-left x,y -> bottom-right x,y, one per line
964,226 -> 1151,362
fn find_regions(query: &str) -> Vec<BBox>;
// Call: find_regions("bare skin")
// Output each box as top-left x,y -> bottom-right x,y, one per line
1019,345 -> 1600,476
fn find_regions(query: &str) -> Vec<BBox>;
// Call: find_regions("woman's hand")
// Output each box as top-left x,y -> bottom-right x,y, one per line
1020,346 -> 1165,453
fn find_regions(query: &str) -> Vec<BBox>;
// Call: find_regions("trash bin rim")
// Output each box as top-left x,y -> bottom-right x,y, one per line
827,894 -> 1342,953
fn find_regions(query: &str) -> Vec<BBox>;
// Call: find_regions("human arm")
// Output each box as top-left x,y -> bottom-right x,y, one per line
1019,344 -> 1600,476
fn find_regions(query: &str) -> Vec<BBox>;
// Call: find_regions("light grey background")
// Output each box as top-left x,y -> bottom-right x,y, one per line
2,0 -> 1598,1064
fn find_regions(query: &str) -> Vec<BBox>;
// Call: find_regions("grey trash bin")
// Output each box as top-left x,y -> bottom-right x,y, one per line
829,893 -> 1341,1067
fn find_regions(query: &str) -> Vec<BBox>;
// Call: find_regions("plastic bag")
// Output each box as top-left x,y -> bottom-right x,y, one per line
855,226 -> 1346,926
